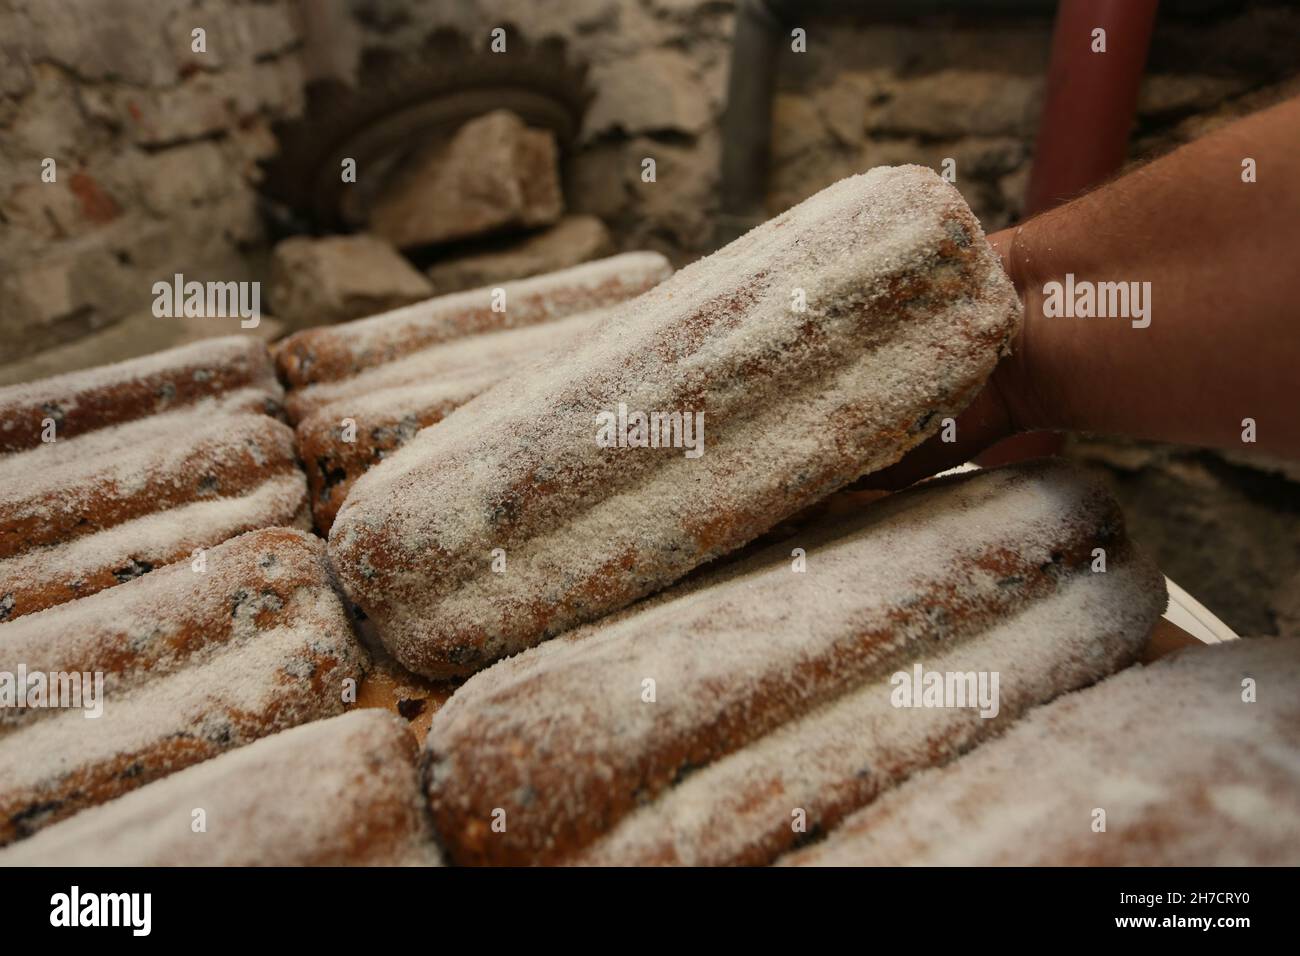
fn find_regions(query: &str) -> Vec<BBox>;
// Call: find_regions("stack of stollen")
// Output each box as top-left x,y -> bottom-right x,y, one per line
4,167 -> 1292,866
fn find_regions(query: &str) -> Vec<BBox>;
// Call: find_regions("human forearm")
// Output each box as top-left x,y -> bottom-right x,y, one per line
993,95 -> 1300,457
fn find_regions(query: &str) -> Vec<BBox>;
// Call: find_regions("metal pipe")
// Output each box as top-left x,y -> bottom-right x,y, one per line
714,0 -> 1061,249
716,0 -> 784,247
1024,0 -> 1160,213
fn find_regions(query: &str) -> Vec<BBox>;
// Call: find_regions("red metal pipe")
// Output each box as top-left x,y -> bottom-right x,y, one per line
1026,0 -> 1160,213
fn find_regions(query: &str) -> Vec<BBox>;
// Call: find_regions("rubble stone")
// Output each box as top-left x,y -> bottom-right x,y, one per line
0,0 -> 305,364
1,178 -> 114,241
270,233 -> 434,327
627,131 -> 720,254
771,94 -> 827,163
2,65 -> 89,164
813,75 -> 869,148
1137,73 -> 1251,117
369,110 -> 564,249
24,0 -> 184,87
583,49 -> 712,141
0,242 -> 138,359
81,61 -> 304,149
425,215 -> 613,292
867,70 -> 1043,139
564,141 -> 631,222
138,142 -> 237,214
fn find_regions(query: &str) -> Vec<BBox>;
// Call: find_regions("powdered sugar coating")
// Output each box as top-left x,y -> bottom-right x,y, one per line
0,346 -> 295,616
0,387 -> 280,484
275,252 -> 673,387
286,305 -> 619,425
294,308 -> 615,531
425,461 -> 1163,865
332,166 -> 1023,678
0,711 -> 440,866
576,556 -> 1162,865
0,472 -> 307,621
782,637 -> 1300,866
0,528 -> 367,844
0,413 -> 298,561
0,336 -> 279,454
1,526 -> 337,733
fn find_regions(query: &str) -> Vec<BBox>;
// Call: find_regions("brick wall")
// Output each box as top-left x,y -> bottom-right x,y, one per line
0,0 -> 305,364
348,0 -> 1300,260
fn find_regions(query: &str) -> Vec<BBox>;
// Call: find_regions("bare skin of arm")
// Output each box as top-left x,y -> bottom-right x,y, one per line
869,94 -> 1300,488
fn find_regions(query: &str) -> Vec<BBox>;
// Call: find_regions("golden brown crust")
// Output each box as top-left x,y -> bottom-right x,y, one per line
0,415 -> 298,560
1,527 -> 333,719
0,337 -> 279,454
274,253 -> 672,388
0,711 -> 443,866
423,462 -> 1164,865
0,346 -> 297,619
0,684 -> 339,844
297,402 -> 458,534
779,638 -> 1300,867
331,167 -> 1023,678
0,474 -> 309,621
0,528 -> 367,845
290,307 -> 617,532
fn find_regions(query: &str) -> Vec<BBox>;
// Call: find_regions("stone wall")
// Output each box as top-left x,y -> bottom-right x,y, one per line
7,0 -> 1298,355
765,3 -> 1300,232
0,0 -> 306,366
343,0 -> 735,262
347,0 -> 1300,262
